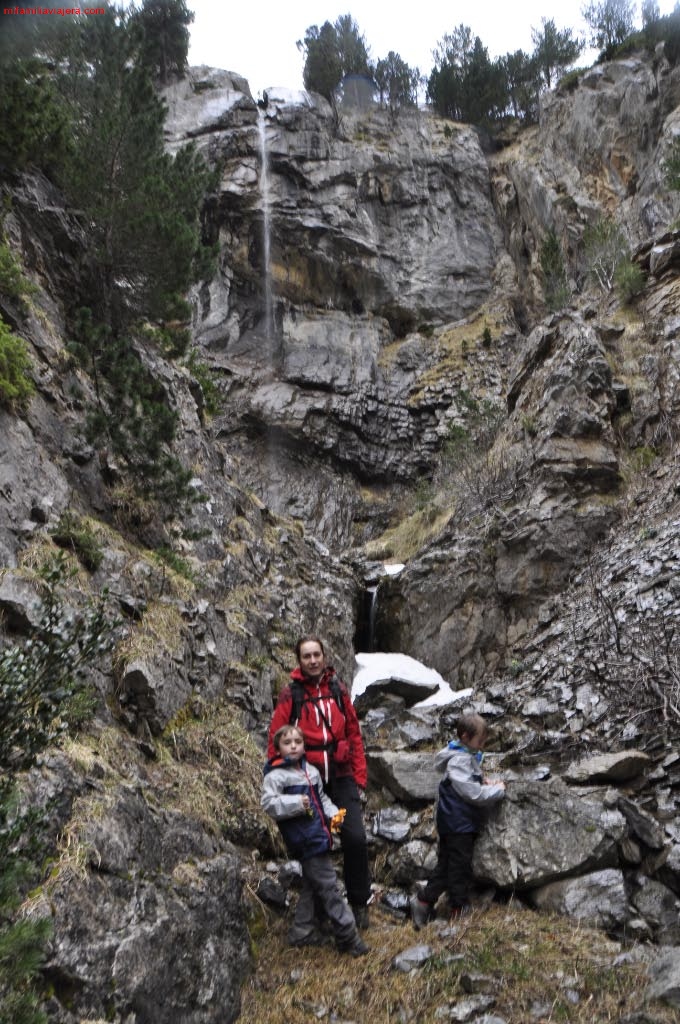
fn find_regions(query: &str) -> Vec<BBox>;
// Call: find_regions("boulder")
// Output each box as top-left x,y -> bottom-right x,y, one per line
118,657 -> 192,737
388,840 -> 438,883
39,786 -> 250,1024
0,572 -> 43,631
646,948 -> 680,1009
392,943 -> 435,972
367,751 -> 441,802
473,779 -> 626,889
372,806 -> 413,843
355,675 -> 440,715
564,751 -> 651,784
528,868 -> 630,929
618,797 -> 666,850
631,878 -> 680,945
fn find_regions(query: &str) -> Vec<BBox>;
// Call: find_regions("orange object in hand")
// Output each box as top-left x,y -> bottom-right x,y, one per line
330,808 -> 346,833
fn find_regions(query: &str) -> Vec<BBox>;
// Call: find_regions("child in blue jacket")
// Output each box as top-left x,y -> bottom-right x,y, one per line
261,724 -> 368,956
410,713 -> 505,927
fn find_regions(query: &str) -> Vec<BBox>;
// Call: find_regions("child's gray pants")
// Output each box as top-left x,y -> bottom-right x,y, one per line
288,853 -> 357,945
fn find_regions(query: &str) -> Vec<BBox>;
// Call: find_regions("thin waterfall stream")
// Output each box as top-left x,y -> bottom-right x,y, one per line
258,107 -> 274,341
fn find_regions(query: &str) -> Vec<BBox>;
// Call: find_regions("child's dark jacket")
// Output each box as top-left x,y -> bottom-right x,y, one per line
435,741 -> 505,835
261,754 -> 338,861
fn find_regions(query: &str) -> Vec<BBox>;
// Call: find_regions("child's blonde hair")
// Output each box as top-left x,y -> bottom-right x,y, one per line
273,724 -> 305,751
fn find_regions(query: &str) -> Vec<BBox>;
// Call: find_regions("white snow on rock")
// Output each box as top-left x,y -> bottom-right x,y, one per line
352,651 -> 472,708
264,86 -> 314,106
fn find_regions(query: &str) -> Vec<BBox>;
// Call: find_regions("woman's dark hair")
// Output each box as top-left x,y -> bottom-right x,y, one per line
295,635 -> 325,661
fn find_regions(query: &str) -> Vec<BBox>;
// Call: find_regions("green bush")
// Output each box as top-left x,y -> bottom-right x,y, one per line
0,554 -> 114,1023
0,317 -> 34,408
0,238 -> 36,304
556,68 -> 582,93
0,554 -> 113,774
69,312 -> 196,514
539,229 -> 570,310
50,511 -> 104,572
184,348 -> 222,415
153,545 -> 195,581
663,135 -> 680,192
614,259 -> 646,303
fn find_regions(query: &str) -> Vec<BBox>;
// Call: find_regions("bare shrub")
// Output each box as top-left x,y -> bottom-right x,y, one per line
434,396 -> 531,525
573,558 -> 680,730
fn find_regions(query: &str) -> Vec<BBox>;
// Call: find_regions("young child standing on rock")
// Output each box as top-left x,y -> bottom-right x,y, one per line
261,724 -> 369,957
410,713 -> 505,928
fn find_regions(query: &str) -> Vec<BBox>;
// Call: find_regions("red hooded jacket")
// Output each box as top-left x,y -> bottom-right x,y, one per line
267,666 -> 367,789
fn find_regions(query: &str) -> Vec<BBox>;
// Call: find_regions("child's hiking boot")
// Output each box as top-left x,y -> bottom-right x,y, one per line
409,895 -> 434,930
352,903 -> 370,930
338,933 -> 369,957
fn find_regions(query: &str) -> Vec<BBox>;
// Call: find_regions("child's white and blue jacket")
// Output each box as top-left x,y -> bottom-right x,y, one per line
261,754 -> 339,861
434,740 -> 505,835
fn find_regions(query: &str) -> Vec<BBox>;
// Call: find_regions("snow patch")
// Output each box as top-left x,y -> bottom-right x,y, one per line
352,651 -> 472,708
264,86 -> 314,106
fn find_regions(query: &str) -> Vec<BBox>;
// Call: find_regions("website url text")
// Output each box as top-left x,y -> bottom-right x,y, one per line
3,7 -> 106,14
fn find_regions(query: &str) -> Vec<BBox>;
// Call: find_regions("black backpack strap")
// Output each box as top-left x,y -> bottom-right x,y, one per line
288,676 -> 347,737
289,680 -> 305,725
328,674 -> 347,715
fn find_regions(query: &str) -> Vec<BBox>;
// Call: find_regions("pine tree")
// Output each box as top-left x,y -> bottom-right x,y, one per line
299,14 -> 372,112
299,21 -> 343,105
50,5 -> 214,511
428,26 -> 507,127
500,50 -> 540,123
130,0 -> 194,85
375,52 -> 420,114
531,18 -> 584,89
582,0 -> 637,57
0,16 -> 74,176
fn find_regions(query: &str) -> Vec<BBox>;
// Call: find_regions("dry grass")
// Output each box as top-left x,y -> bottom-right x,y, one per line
113,599 -> 187,671
239,901 -> 674,1024
407,309 -> 502,405
363,502 -> 454,563
152,699 -> 278,849
17,536 -> 90,589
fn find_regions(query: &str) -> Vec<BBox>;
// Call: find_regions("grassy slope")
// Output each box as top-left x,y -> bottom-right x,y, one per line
240,900 -> 675,1023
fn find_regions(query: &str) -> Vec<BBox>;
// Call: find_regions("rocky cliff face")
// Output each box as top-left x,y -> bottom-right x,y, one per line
3,46 -> 680,1024
162,70 -> 514,547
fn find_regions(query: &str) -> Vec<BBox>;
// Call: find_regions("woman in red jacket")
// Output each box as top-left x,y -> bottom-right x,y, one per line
267,635 -> 371,929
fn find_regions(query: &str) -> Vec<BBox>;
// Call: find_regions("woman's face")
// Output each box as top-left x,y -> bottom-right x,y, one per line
298,641 -> 325,679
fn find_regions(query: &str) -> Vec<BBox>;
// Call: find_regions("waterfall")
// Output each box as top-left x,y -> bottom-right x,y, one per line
355,562 -> 405,654
366,584 -> 378,653
257,108 -> 274,341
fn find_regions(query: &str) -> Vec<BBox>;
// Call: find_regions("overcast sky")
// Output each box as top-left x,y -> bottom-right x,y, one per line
187,0 -> 676,100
